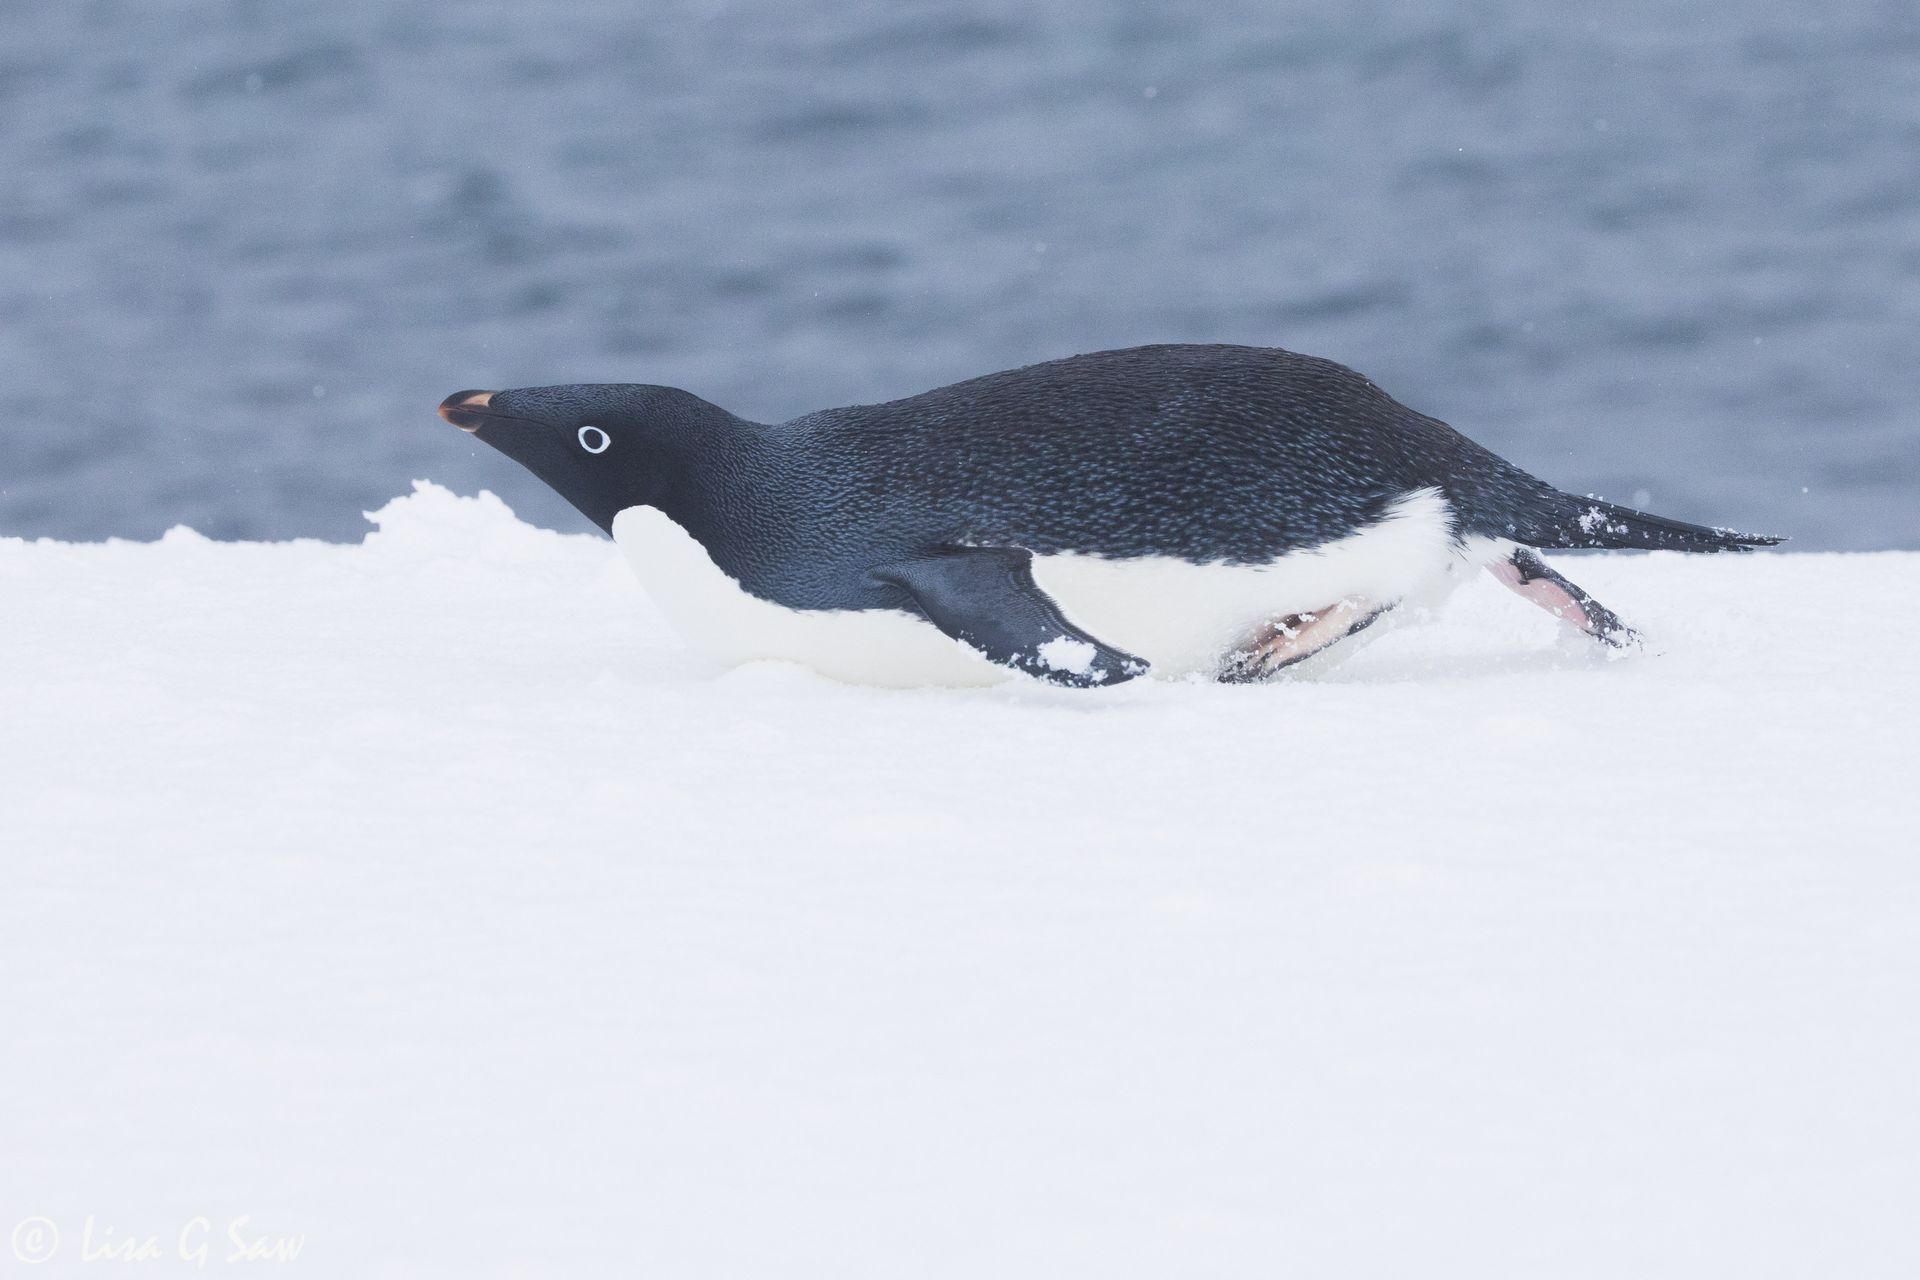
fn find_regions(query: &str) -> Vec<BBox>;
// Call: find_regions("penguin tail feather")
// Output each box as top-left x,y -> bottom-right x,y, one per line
1518,491 -> 1785,554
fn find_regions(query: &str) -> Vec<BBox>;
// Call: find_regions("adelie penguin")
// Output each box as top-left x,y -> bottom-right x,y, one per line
440,343 -> 1780,688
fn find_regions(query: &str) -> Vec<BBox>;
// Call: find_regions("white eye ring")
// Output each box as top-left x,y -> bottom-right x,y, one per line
578,425 -> 610,454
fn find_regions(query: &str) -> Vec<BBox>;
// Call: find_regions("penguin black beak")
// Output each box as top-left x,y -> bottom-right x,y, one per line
439,390 -> 498,433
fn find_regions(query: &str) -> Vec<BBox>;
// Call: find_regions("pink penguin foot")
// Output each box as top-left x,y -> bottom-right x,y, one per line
1218,597 -> 1389,683
1488,548 -> 1638,648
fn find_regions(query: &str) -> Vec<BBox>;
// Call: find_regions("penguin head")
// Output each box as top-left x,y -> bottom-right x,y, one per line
441,383 -> 724,534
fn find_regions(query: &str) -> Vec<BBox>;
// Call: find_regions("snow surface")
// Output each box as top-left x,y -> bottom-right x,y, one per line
3,482 -> 1915,1279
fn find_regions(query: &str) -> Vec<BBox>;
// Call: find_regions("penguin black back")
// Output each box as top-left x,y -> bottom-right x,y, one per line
791,344 -> 1777,559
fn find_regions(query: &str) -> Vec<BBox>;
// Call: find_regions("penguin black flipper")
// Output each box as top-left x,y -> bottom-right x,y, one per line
873,548 -> 1148,688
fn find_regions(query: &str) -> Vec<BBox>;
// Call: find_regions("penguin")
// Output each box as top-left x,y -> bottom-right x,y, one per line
439,343 -> 1780,688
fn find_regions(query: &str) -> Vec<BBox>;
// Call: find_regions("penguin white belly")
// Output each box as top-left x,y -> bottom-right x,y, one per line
612,506 -> 1002,687
1030,488 -> 1464,676
610,489 -> 1470,687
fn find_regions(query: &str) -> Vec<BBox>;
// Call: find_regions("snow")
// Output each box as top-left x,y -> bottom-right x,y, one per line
3,482 -> 1915,1279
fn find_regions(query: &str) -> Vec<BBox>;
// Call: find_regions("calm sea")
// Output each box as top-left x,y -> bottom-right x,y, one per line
3,0 -> 1916,548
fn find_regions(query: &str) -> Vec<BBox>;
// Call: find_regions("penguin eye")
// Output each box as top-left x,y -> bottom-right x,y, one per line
577,425 -> 610,454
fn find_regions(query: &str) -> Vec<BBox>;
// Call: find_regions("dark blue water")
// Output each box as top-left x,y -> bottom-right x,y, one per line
4,0 -> 1916,548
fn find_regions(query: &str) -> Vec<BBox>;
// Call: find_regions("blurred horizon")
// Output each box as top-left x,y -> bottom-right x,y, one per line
3,0 -> 1916,549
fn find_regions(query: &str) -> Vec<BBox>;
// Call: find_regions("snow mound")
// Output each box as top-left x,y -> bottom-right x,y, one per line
2,491 -> 1915,1279
360,479 -> 583,564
